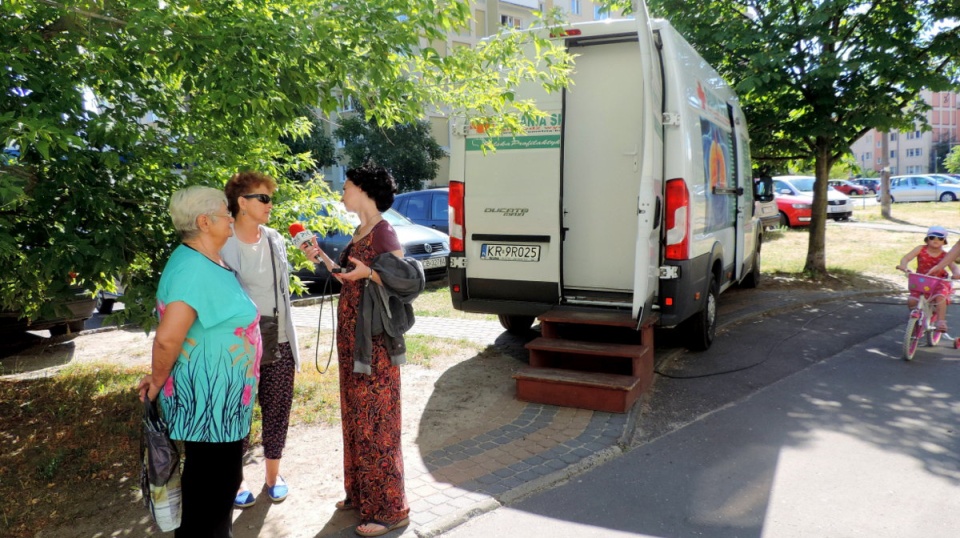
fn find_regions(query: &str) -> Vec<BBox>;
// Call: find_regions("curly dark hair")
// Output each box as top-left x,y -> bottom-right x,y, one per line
225,171 -> 277,217
347,163 -> 397,212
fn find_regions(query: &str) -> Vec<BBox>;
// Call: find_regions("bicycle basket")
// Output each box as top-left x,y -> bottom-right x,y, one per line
907,273 -> 952,298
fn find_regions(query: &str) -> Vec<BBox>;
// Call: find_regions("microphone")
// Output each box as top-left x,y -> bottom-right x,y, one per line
288,222 -> 316,249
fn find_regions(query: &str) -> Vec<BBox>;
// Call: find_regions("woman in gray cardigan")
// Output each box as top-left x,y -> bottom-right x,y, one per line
221,171 -> 300,508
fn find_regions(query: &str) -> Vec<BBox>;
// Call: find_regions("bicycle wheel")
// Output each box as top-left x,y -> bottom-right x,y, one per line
903,315 -> 923,361
928,311 -> 943,346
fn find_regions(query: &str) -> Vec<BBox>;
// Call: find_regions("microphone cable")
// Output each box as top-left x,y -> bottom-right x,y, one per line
313,270 -> 338,374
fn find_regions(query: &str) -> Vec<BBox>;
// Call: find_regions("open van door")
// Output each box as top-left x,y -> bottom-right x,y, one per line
631,4 -> 663,322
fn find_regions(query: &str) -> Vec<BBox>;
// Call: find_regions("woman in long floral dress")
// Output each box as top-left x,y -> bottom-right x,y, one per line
302,164 -> 410,537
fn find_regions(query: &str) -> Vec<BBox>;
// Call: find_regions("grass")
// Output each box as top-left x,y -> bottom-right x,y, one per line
0,332 -> 476,538
763,201 -> 960,288
414,279 -> 498,320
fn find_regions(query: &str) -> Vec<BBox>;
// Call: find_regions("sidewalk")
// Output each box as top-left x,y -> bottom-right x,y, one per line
276,285 -> 900,537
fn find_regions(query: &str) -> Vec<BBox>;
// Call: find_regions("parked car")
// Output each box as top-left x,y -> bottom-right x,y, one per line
772,176 -> 853,227
392,187 -> 449,233
880,174 -> 960,203
0,287 -> 96,336
827,179 -> 866,196
851,178 -> 880,194
753,176 -> 779,229
294,202 -> 450,287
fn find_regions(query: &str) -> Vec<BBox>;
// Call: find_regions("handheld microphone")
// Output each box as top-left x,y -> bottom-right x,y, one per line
288,222 -> 316,249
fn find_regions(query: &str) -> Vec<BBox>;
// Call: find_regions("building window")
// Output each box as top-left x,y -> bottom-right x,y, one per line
876,140 -> 881,147
571,0 -> 581,15
864,152 -> 872,160
501,15 -> 521,28
594,5 -> 610,20
890,150 -> 896,159
890,132 -> 897,141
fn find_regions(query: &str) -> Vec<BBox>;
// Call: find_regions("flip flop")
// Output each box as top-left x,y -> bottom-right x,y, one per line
355,517 -> 410,537
335,499 -> 356,511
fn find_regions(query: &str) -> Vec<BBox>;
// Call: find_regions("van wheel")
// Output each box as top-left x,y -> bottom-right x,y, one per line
685,276 -> 718,351
498,315 -> 534,334
778,212 -> 790,228
96,295 -> 115,315
740,250 -> 761,289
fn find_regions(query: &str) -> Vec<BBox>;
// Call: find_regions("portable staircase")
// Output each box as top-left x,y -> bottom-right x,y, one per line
513,307 -> 657,413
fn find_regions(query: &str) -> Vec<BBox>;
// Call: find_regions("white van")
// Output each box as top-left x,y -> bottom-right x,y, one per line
447,15 -> 763,351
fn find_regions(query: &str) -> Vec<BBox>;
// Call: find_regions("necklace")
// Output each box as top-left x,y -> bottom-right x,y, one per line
354,216 -> 382,238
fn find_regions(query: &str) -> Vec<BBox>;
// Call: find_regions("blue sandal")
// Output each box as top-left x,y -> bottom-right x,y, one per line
267,475 -> 288,503
234,489 -> 256,509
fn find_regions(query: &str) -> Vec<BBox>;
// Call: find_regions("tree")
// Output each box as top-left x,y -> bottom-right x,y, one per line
930,135 -> 958,174
280,108 -> 338,183
608,0 -> 960,275
945,145 -> 960,174
335,108 -> 447,192
1,1 -> 574,327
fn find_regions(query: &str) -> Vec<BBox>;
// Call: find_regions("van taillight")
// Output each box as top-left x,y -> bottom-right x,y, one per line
449,180 -> 465,253
664,178 -> 690,260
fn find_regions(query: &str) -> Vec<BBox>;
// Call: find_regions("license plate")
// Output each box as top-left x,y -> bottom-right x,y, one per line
421,256 -> 447,269
827,204 -> 848,213
480,244 -> 541,262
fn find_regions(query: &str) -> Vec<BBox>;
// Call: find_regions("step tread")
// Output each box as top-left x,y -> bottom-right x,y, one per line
538,308 -> 637,327
513,366 -> 640,391
525,337 -> 650,357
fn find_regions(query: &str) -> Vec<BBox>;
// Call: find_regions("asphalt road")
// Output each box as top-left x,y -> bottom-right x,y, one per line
441,295 -> 960,538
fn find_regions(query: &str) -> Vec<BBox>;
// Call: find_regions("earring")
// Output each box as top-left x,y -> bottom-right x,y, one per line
241,210 -> 246,216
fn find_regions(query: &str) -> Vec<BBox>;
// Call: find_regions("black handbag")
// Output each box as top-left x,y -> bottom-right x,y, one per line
140,398 -> 181,531
259,237 -> 281,364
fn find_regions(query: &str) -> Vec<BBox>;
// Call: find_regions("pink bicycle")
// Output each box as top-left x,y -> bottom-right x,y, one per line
902,271 -> 956,361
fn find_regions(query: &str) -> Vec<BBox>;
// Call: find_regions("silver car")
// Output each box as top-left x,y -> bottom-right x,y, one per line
882,174 -> 960,203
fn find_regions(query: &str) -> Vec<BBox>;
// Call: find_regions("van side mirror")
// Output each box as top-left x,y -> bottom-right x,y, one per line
754,177 -> 775,202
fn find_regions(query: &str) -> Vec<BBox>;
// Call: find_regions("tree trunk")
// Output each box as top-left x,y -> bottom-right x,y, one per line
803,140 -> 832,276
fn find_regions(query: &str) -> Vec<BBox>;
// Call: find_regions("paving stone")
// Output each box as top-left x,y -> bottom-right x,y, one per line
492,468 -> 515,478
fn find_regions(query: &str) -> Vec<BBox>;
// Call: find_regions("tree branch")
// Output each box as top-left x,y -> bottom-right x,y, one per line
35,0 -> 127,26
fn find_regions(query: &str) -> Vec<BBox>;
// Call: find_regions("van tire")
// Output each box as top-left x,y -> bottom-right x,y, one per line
685,276 -> 718,351
498,314 -> 534,334
740,250 -> 761,289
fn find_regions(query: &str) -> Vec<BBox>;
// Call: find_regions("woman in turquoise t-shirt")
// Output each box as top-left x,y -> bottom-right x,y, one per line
139,186 -> 261,537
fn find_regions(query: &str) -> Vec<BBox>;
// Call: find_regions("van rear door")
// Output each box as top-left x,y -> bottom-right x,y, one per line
561,36 -> 645,301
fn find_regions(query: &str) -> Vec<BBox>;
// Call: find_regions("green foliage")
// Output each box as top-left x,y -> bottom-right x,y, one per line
0,1 -> 573,327
335,107 -> 447,192
280,109 -> 338,182
945,145 -> 960,174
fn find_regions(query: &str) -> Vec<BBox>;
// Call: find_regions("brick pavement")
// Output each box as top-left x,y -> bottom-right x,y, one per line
289,301 -> 635,537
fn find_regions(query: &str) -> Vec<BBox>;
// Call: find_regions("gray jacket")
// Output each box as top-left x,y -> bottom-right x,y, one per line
221,226 -> 301,370
353,253 -> 425,374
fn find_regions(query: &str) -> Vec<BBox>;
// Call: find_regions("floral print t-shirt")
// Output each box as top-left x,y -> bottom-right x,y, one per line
157,244 -> 262,442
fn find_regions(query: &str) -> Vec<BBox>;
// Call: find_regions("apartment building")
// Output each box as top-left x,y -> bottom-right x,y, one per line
850,90 -> 960,176
323,0 -> 614,190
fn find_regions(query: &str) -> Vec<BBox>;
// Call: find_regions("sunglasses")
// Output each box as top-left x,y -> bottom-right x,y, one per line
927,235 -> 945,241
241,193 -> 272,204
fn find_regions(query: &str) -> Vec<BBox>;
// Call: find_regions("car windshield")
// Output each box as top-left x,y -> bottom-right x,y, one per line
789,178 -> 815,192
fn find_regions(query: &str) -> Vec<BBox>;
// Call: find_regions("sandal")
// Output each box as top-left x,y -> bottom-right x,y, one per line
335,498 -> 356,511
937,320 -> 948,332
355,517 -> 410,537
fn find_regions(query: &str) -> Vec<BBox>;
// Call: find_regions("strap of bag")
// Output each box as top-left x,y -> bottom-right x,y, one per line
265,230 -> 279,317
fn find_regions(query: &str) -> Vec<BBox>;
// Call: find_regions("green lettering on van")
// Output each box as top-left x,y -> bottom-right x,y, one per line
466,135 -> 561,151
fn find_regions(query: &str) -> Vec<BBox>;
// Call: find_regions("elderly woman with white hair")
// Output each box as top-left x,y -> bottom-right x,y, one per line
138,185 -> 261,537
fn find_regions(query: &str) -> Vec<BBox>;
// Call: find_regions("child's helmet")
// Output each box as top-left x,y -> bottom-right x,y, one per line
927,225 -> 948,243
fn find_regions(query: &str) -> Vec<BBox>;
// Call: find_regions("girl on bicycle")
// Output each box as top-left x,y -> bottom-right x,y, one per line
897,226 -> 960,332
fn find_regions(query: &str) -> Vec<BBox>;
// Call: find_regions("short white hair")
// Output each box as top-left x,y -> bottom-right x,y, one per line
169,186 -> 228,240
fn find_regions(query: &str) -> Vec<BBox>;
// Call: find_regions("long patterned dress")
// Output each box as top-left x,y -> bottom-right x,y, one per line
337,221 -> 409,524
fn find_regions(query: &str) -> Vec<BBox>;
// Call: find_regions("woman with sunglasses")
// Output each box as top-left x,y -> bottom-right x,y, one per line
221,171 -> 300,508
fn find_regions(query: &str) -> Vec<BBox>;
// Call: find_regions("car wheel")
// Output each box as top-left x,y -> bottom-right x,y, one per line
96,295 -> 115,315
49,324 -> 68,336
684,275 -> 719,351
778,211 -> 791,228
940,192 -> 956,202
67,320 -> 86,333
498,314 -> 534,335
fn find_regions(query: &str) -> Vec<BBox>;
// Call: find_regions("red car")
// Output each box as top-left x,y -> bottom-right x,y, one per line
827,179 -> 866,196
